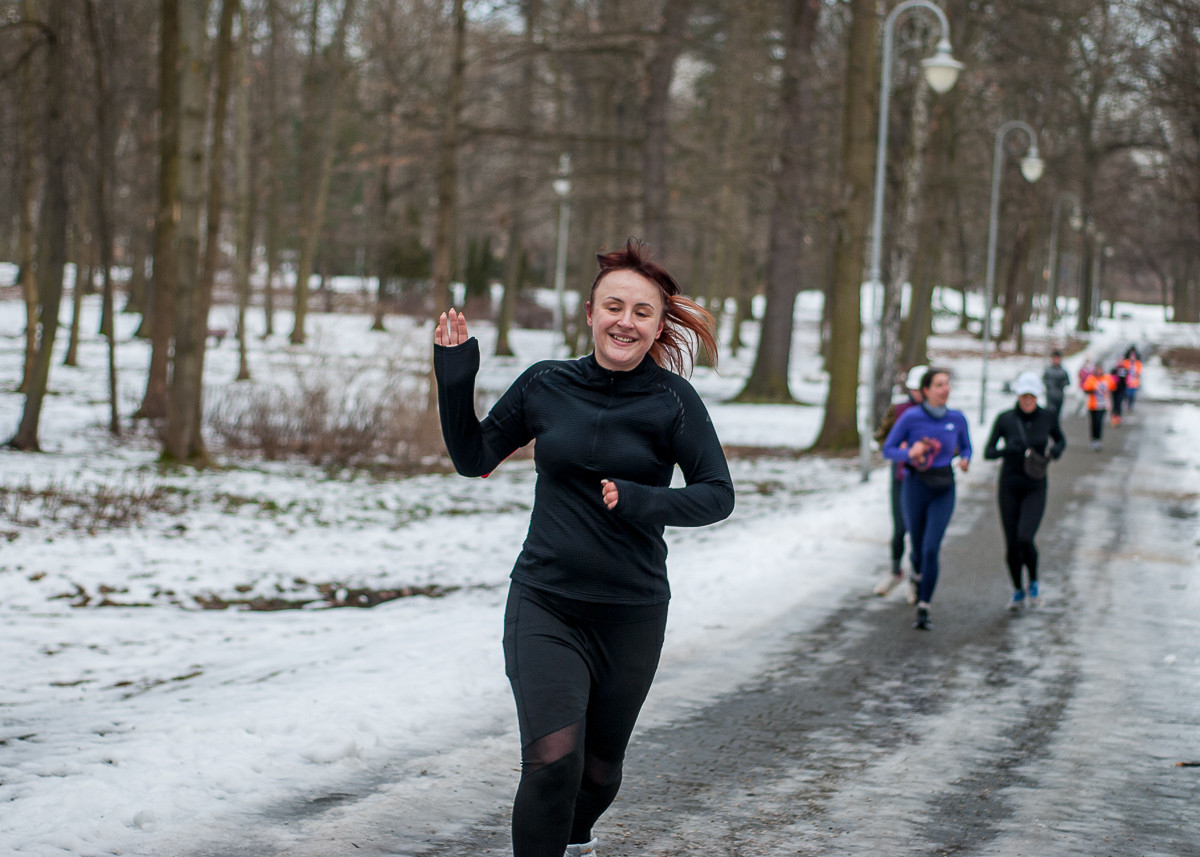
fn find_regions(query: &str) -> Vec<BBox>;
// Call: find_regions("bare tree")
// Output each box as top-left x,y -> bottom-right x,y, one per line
493,0 -> 540,358
812,0 -> 875,450
642,0 -> 695,255
289,0 -> 359,346
9,0 -> 68,451
85,0 -> 120,434
734,0 -> 819,403
233,5 -> 253,380
137,0 -> 181,420
430,0 -> 466,318
15,0 -> 40,394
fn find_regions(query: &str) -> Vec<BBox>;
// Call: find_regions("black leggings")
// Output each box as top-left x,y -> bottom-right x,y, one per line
997,476 -> 1047,590
890,475 -> 906,566
1089,409 -> 1106,442
504,582 -> 668,857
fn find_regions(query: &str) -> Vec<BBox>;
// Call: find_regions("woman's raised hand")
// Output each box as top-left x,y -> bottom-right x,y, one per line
435,308 -> 469,347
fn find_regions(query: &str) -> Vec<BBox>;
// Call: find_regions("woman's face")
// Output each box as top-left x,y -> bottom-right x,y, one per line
923,372 -> 951,408
586,270 -> 665,372
1018,393 -> 1038,413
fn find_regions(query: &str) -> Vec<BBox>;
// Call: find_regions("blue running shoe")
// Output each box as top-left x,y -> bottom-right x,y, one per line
1007,589 -> 1025,611
1028,581 -> 1040,606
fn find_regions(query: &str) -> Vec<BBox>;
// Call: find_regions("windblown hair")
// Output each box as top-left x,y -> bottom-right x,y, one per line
590,237 -> 718,376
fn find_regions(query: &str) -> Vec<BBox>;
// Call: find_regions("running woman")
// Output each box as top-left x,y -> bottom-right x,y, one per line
873,365 -> 926,598
882,368 -> 972,630
433,238 -> 735,857
983,371 -> 1066,609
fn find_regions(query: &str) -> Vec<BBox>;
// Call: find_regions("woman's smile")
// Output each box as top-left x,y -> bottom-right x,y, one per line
587,269 -> 665,371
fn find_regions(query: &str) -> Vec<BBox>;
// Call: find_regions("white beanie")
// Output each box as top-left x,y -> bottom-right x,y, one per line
1013,371 -> 1044,398
905,365 -> 929,390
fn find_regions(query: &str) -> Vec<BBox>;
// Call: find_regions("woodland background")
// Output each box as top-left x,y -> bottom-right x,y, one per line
1,0 -> 1197,465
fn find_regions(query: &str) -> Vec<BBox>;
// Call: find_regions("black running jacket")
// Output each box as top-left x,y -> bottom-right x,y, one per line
434,338 -> 735,604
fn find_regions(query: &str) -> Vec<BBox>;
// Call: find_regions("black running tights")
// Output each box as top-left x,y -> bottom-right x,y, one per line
503,583 -> 668,857
890,475 -> 907,566
997,477 -> 1047,590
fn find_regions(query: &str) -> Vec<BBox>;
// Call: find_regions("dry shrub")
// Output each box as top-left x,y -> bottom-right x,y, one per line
1160,347 -> 1200,370
0,477 -> 182,534
205,358 -> 451,473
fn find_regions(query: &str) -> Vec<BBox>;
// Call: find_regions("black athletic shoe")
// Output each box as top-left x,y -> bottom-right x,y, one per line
913,603 -> 931,631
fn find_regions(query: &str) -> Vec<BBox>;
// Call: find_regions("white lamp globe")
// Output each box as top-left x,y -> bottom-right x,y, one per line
921,41 -> 964,94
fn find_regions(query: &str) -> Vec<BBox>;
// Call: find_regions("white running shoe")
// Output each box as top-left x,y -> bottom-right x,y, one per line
906,575 -> 921,605
873,572 -> 904,596
565,839 -> 597,857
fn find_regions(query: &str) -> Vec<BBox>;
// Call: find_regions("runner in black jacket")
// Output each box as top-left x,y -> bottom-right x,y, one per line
983,372 -> 1066,610
434,239 -> 734,857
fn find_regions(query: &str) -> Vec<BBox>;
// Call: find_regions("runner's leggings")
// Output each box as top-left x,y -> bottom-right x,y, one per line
900,476 -> 957,604
1089,409 -> 1106,442
997,476 -> 1047,590
504,582 -> 668,857
890,475 -> 907,567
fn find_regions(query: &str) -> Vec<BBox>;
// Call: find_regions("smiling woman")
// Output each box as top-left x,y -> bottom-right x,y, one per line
432,237 -> 734,857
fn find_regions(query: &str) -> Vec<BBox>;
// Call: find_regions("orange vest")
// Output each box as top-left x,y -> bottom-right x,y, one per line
1083,373 -> 1115,410
1126,358 -> 1142,388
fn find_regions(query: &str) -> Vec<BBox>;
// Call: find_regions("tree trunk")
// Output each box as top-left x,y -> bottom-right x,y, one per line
876,80 -> 932,415
427,0 -> 467,411
290,0 -> 359,346
63,227 -> 88,367
17,0 -> 38,395
641,0 -> 694,254
188,0 -> 238,454
734,0 -> 818,403
164,0 -> 212,463
232,7 -> 252,382
234,29 -> 253,382
138,0 -> 181,420
370,77 -> 395,333
85,0 -> 121,435
812,0 -> 875,450
10,0 -> 68,452
261,0 -> 281,337
494,0 -> 539,358
431,0 -> 466,317
998,220 -> 1032,347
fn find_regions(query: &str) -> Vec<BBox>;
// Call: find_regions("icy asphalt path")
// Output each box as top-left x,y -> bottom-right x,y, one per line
176,399 -> 1199,857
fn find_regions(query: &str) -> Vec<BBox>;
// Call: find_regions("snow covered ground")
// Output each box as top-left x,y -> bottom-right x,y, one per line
1,277 -> 1197,856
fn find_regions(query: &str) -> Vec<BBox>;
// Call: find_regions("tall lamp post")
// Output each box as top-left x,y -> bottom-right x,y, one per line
978,120 -> 1044,424
551,153 -> 572,357
859,0 -> 964,482
1046,191 -> 1082,330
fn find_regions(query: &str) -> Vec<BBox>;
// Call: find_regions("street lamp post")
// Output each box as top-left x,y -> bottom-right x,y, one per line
551,153 -> 572,358
1046,191 -> 1082,330
859,0 -> 964,482
978,120 -> 1044,424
